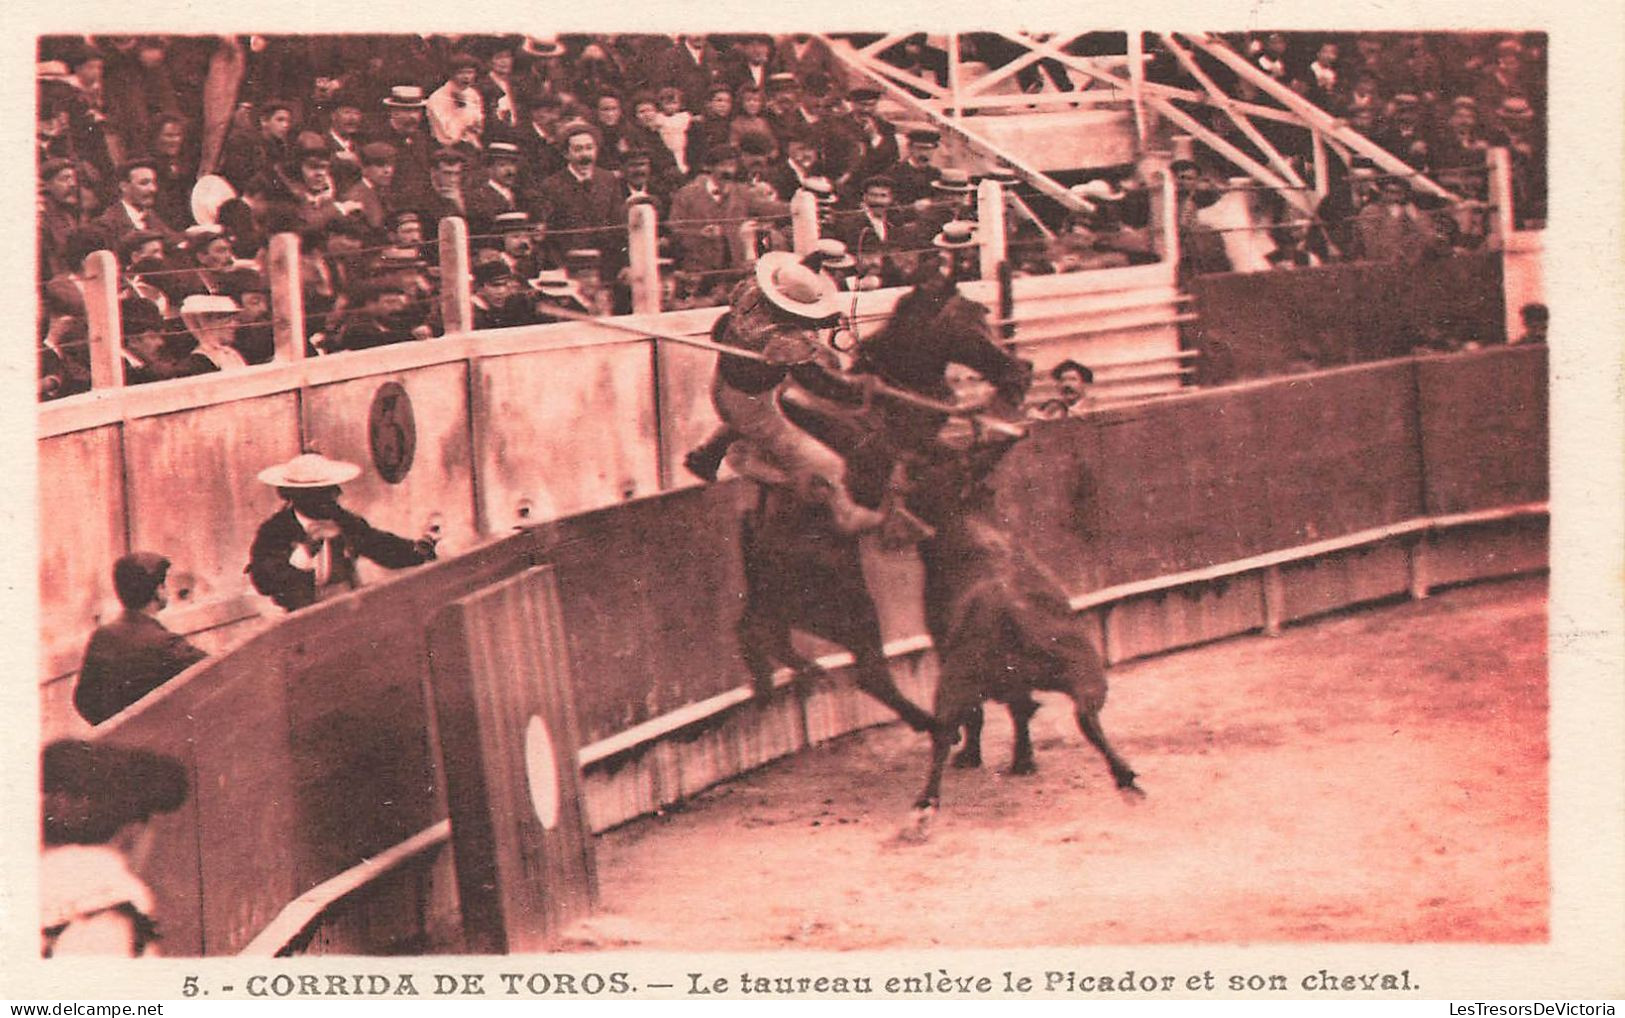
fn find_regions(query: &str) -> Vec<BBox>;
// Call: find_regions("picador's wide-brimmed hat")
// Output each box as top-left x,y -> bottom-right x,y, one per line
754,250 -> 842,320
258,452 -> 362,489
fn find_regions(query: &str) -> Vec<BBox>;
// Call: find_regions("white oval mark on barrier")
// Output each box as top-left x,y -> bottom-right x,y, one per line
524,715 -> 561,830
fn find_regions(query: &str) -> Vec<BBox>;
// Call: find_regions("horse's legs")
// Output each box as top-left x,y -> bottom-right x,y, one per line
951,705 -> 984,768
1008,695 -> 1039,775
854,647 -> 935,733
735,613 -> 785,699
917,672 -> 983,809
838,606 -> 936,733
1076,706 -> 1144,797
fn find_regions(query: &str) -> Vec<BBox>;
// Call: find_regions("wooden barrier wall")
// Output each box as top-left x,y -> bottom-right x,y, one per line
38,263 -> 1187,738
1189,253 -> 1507,384
88,346 -> 1546,956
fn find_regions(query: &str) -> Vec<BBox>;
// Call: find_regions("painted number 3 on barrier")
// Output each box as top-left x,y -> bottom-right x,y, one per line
369,382 -> 417,484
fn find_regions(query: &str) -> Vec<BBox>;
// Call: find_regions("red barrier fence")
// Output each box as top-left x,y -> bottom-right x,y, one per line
91,345 -> 1546,956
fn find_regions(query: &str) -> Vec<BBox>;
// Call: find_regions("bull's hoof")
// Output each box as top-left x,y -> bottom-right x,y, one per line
951,749 -> 982,769
1007,758 -> 1037,776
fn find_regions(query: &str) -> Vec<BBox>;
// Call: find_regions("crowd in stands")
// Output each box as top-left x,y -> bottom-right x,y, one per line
35,31 -> 1545,401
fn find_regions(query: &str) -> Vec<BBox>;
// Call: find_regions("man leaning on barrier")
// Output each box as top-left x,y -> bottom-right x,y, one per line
248,453 -> 439,612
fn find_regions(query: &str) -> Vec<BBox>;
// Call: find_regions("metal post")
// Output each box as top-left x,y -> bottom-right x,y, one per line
81,250 -> 124,389
947,33 -> 962,119
626,203 -> 662,315
976,179 -> 1007,282
266,232 -> 307,363
439,216 -> 474,335
1487,146 -> 1516,246
790,189 -> 820,254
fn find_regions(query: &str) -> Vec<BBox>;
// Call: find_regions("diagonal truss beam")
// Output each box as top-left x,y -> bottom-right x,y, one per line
1181,32 -> 1460,203
1159,33 -> 1305,190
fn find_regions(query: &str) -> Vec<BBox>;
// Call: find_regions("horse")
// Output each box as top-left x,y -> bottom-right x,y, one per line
730,268 -> 1031,736
901,429 -> 1145,825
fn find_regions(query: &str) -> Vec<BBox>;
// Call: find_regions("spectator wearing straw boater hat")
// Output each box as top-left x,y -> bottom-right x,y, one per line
73,551 -> 207,726
373,85 -> 434,201
41,738 -> 189,956
694,250 -> 884,533
913,167 -> 975,239
248,452 -> 438,612
174,293 -> 248,376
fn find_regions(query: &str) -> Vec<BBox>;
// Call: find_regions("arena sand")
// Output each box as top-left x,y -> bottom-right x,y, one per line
563,575 -> 1547,949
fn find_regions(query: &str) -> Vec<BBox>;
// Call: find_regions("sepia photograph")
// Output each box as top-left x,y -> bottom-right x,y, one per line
6,3 -> 1622,1004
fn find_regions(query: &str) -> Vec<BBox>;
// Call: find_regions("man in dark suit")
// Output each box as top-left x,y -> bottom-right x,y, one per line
536,122 -> 627,271
465,140 -> 526,234
650,34 -> 725,113
819,88 -> 898,195
890,129 -> 943,204
248,453 -> 438,612
74,552 -> 207,725
96,159 -> 181,246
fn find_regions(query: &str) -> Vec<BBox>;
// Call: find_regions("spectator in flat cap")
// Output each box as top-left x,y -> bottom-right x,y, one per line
38,158 -> 86,281
334,279 -> 431,350
1488,95 -> 1545,226
471,258 -> 535,330
774,34 -> 846,95
1351,175 -> 1440,265
684,82 -> 736,177
466,141 -> 527,233
217,269 -> 275,365
117,230 -> 175,318
248,452 -> 438,612
73,552 -> 206,725
517,92 -> 568,186
339,141 -> 396,230
41,738 -> 189,957
669,144 -> 788,276
97,158 -> 180,245
117,296 -> 178,386
415,147 -> 471,230
724,34 -> 777,94
426,51 -> 486,150
220,100 -> 295,192
475,37 -> 523,134
821,86 -> 898,196
648,33 -> 726,114
765,130 -> 822,203
890,129 -> 943,204
618,147 -> 671,219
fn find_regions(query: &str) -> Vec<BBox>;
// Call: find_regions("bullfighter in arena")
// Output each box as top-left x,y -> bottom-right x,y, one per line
703,251 -> 884,534
248,452 -> 438,611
